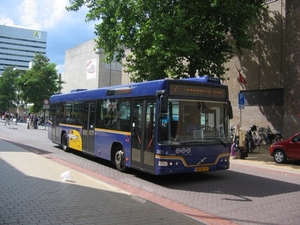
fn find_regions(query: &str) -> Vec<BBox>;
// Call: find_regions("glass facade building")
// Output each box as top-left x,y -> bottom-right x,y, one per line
0,25 -> 47,74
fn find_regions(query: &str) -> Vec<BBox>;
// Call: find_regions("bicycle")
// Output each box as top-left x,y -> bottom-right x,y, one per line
246,125 -> 262,154
264,126 -> 283,145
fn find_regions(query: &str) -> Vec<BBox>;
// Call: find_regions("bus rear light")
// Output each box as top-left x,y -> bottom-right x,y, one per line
158,161 -> 168,167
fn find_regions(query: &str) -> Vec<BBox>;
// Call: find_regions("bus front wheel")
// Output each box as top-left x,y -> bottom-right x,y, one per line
115,148 -> 128,172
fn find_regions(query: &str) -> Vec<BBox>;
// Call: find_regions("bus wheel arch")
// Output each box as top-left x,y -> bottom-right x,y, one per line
61,132 -> 69,152
112,143 -> 129,172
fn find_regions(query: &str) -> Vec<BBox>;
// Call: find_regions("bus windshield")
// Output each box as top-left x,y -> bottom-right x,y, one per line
158,99 -> 229,145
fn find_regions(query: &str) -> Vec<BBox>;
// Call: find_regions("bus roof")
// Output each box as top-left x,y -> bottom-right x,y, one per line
50,75 -> 223,103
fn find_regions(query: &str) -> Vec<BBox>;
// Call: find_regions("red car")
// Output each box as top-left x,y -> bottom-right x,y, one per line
269,131 -> 300,163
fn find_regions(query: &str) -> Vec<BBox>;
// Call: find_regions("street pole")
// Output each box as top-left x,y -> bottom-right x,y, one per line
240,108 -> 242,126
109,62 -> 111,86
44,109 -> 46,130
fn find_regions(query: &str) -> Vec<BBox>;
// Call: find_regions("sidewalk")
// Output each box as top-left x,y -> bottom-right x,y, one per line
0,137 -> 206,225
231,144 -> 300,173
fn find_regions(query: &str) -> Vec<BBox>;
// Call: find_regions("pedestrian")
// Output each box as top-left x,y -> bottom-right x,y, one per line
10,113 -> 13,123
232,123 -> 247,159
4,111 -> 10,125
14,113 -> 18,125
31,114 -> 35,129
28,113 -> 34,129
34,114 -> 38,129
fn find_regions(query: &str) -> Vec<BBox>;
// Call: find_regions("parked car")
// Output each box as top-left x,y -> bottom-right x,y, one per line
269,131 -> 300,163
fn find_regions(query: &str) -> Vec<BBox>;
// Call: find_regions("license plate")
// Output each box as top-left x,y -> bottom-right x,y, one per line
195,167 -> 209,172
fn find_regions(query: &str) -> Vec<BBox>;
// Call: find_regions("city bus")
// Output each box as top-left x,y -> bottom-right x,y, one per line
48,75 -> 233,175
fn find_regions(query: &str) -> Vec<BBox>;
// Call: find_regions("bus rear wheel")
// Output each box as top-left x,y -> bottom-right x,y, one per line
62,133 -> 69,152
115,148 -> 128,172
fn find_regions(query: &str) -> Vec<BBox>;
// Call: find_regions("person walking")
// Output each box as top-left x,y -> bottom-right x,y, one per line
4,111 -> 10,125
34,114 -> 38,129
232,123 -> 247,159
27,113 -> 34,129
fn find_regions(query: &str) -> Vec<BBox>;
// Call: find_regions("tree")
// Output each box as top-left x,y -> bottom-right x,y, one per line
17,53 -> 63,112
67,0 -> 266,81
0,67 -> 19,111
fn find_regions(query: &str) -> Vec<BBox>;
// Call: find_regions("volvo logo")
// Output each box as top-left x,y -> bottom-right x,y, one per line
197,157 -> 207,165
175,148 -> 191,154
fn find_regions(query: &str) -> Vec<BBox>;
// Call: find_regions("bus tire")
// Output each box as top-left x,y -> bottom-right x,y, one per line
62,133 -> 69,152
115,147 -> 128,172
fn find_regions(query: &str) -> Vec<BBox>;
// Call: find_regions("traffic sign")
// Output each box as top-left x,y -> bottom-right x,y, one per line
43,99 -> 49,105
43,105 -> 49,109
238,92 -> 245,105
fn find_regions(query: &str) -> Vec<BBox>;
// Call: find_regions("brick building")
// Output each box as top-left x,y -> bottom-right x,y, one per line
223,0 -> 288,135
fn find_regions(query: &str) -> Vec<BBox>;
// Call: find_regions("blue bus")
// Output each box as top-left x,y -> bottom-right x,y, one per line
48,75 -> 233,175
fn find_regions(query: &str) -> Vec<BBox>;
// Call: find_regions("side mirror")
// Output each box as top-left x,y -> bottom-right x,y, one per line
160,96 -> 168,114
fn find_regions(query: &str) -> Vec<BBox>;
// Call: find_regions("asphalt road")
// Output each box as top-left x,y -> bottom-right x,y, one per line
1,121 -> 300,225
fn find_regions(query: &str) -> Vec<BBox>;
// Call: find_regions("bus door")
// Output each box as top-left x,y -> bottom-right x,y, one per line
82,101 -> 96,155
131,99 -> 156,172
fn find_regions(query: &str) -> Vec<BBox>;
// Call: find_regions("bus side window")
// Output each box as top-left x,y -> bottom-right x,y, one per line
121,119 -> 130,131
96,99 -> 104,129
117,99 -> 131,131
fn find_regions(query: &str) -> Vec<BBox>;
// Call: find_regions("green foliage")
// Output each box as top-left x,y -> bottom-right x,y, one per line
17,53 -> 64,112
0,67 -> 19,110
67,0 -> 266,81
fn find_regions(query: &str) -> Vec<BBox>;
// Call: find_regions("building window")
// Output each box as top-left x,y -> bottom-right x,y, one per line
242,88 -> 284,106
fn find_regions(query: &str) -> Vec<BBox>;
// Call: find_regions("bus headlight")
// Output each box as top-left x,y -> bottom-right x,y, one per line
158,161 -> 168,167
220,158 -> 228,163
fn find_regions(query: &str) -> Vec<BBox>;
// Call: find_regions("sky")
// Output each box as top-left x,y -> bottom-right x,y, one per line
0,0 -> 97,73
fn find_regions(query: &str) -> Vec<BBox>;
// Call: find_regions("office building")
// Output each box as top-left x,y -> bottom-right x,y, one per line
0,25 -> 47,74
63,39 -> 122,93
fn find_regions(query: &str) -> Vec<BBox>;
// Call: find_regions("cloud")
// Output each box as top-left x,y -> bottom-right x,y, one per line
18,0 -> 71,30
44,0 -> 70,29
19,0 -> 38,29
0,0 -> 90,31
0,17 -> 15,26
1,0 -> 97,73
